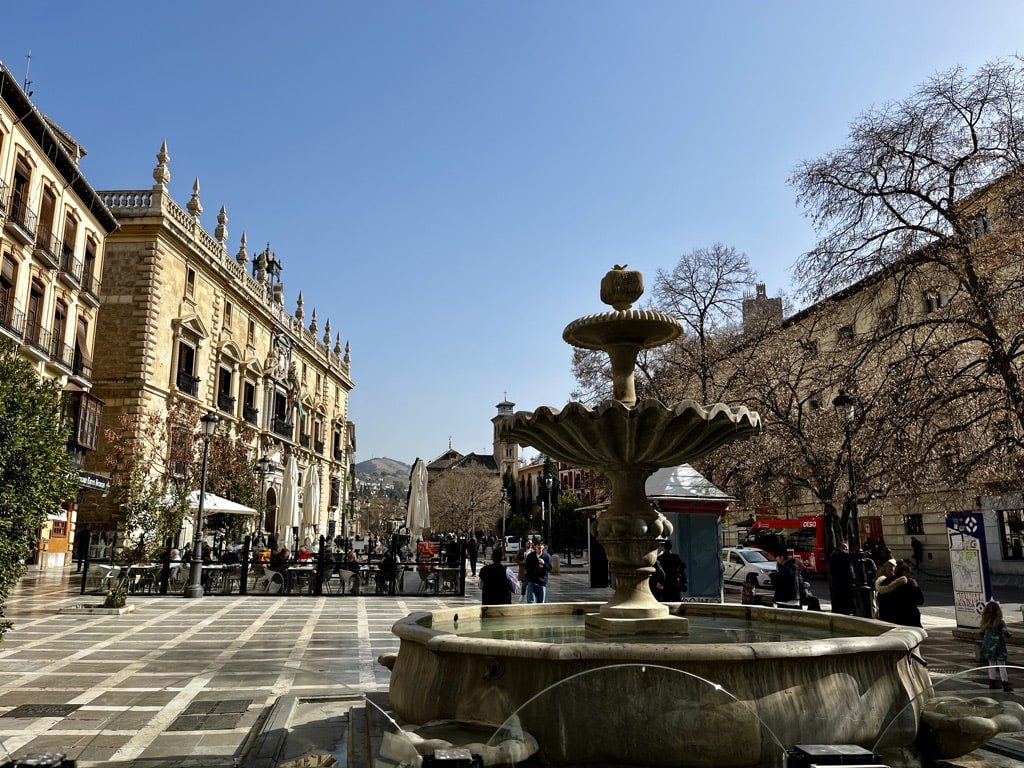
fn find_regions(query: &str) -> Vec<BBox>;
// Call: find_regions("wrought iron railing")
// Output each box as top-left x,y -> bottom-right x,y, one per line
272,418 -> 293,438
33,224 -> 61,268
243,405 -> 259,425
217,393 -> 236,414
176,370 -> 200,396
8,193 -> 37,240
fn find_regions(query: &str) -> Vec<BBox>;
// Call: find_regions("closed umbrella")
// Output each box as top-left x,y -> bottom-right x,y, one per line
302,463 -> 320,545
406,458 -> 431,537
280,454 -> 300,552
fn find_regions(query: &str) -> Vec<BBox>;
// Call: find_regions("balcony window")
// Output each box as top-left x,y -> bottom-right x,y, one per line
73,318 -> 92,380
217,367 -> 235,414
65,391 -> 102,451
242,380 -> 258,424
176,341 -> 199,396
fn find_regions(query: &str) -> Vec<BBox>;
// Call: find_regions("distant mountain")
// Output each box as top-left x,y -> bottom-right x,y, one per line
356,457 -> 411,478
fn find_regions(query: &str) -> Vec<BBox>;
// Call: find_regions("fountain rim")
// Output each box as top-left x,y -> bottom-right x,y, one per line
392,602 -> 927,663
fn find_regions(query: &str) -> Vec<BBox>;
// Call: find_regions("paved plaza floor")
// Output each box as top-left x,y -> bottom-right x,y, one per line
1,564 -> 1023,767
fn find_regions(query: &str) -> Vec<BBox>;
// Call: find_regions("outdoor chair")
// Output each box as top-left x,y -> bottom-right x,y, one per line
343,571 -> 361,595
167,564 -> 187,594
253,570 -> 284,594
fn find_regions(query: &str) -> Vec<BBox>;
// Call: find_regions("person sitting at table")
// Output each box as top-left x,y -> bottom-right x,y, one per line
168,548 -> 181,562
269,547 -> 291,574
200,542 -> 213,564
297,544 -> 313,562
344,550 -> 361,574
220,547 -> 240,566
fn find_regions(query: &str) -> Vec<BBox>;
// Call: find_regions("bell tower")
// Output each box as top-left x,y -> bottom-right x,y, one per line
492,397 -> 518,480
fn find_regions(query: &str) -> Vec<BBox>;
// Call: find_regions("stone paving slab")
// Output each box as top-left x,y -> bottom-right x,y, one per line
0,564 -> 1020,767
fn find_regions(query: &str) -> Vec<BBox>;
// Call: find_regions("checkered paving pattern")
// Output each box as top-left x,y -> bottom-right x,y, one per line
1,566 -> 1022,766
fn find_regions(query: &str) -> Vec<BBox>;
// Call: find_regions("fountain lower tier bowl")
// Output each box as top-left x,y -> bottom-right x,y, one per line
387,603 -> 930,768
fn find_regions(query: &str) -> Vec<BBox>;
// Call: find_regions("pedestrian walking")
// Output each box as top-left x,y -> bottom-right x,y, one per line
467,535 -> 479,576
525,537 -> 552,603
911,536 -> 923,570
478,548 -> 519,605
980,600 -> 1014,692
74,526 -> 91,572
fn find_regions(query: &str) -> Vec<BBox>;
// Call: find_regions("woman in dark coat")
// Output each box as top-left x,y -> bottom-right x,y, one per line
880,561 -> 924,627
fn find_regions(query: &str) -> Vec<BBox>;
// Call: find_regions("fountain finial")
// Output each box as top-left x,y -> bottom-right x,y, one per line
600,265 -> 644,310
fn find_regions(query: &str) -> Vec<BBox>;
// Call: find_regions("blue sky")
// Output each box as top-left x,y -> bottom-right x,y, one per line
3,2 -> 1022,466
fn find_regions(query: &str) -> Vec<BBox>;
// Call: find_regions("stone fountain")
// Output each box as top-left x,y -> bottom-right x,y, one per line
384,267 -> 932,767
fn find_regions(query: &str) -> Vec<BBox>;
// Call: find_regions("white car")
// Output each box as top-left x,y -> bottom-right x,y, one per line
722,547 -> 776,590
503,536 -> 521,554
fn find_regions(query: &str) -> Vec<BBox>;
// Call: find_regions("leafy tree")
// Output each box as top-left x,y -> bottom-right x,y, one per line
105,401 -> 259,560
0,341 -> 77,636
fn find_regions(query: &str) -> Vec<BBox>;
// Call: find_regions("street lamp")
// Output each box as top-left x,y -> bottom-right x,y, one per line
545,477 -> 553,545
500,489 -> 507,543
184,410 -> 219,598
832,389 -> 858,547
255,456 -> 272,539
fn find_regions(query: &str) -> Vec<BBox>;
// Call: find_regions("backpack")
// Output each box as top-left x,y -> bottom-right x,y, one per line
525,551 -> 540,581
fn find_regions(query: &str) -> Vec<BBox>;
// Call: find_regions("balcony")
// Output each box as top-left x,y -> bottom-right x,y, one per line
299,433 -> 311,449
0,178 -> 8,217
333,448 -> 344,462
81,271 -> 102,306
25,322 -> 51,355
51,339 -> 74,371
272,418 -> 293,438
59,242 -> 83,287
6,193 -> 36,244
33,225 -> 61,269
0,302 -> 25,340
243,405 -> 259,425
314,439 -> 325,455
176,370 -> 200,397
217,392 -> 236,414
72,352 -> 93,381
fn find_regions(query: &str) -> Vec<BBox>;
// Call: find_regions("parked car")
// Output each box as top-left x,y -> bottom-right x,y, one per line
503,535 -> 521,554
722,546 -> 776,589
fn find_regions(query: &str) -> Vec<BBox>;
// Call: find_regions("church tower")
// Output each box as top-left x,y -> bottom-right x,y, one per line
492,398 -> 518,480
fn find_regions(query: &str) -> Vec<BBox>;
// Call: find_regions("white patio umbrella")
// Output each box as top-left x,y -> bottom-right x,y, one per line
406,458 -> 431,537
280,454 -> 300,552
301,463 -> 320,545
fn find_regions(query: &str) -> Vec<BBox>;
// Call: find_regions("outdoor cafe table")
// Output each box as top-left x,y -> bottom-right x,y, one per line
125,564 -> 158,594
200,564 -> 230,594
285,565 -> 316,594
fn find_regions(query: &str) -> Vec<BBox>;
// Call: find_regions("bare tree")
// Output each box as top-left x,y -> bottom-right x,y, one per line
790,57 -> 1024,487
651,244 -> 758,404
428,465 -> 502,535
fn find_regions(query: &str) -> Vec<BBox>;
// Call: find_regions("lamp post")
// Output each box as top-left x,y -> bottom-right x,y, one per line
184,411 -> 219,598
500,489 -> 507,543
255,456 -> 272,540
832,389 -> 858,547
545,477 -> 553,545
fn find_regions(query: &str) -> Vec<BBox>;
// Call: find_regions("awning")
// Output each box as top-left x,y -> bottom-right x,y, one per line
47,510 -> 68,521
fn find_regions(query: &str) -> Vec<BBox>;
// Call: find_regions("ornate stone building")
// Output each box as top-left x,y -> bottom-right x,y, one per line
80,143 -> 356,544
0,61 -> 119,568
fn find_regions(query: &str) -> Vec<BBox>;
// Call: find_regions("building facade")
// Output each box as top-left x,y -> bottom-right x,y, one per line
80,143 -> 355,547
0,61 -> 119,568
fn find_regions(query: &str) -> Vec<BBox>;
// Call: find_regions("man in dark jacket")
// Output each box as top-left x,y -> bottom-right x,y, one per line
479,548 -> 518,605
656,540 -> 686,601
772,551 -> 802,609
829,542 -> 855,615
525,537 -> 552,603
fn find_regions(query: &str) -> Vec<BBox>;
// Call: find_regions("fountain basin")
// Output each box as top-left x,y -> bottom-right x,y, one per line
388,602 -> 930,767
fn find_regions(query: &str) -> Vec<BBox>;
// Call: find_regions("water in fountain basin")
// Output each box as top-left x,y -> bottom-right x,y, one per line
433,612 -> 841,644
